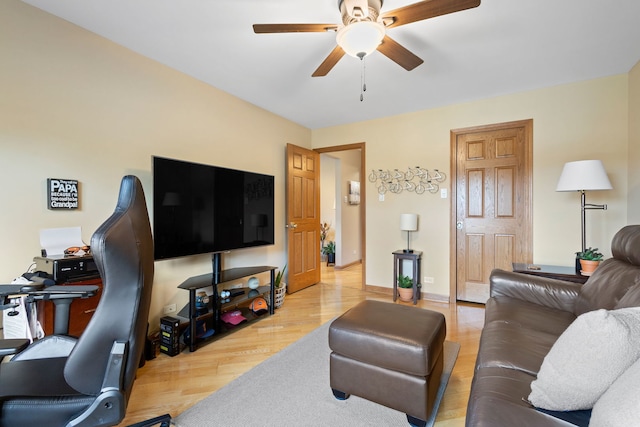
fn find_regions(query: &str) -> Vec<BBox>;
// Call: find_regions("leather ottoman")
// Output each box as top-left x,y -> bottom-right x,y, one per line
329,300 -> 446,427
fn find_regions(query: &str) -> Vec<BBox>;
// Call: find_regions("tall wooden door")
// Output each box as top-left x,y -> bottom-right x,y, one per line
286,143 -> 321,293
451,120 -> 533,303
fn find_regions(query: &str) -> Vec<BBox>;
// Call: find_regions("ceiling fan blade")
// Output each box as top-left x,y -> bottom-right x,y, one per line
312,46 -> 346,77
382,0 -> 481,29
253,23 -> 338,34
377,35 -> 424,71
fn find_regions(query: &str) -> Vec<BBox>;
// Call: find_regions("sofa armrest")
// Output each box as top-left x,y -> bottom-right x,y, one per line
490,269 -> 582,312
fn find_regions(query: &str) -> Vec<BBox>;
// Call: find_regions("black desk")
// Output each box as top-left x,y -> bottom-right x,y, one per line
512,263 -> 588,284
392,250 -> 422,305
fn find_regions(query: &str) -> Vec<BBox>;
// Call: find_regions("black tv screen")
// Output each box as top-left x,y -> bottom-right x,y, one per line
153,156 -> 275,260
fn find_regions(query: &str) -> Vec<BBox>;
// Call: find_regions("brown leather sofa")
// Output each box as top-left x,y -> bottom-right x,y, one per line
466,225 -> 640,427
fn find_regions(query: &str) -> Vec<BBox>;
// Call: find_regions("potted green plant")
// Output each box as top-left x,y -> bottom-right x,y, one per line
576,247 -> 603,276
397,275 -> 414,302
320,222 -> 331,248
274,264 -> 287,308
322,241 -> 336,266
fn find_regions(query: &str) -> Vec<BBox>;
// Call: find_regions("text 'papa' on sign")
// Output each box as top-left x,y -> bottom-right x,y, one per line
47,178 -> 79,210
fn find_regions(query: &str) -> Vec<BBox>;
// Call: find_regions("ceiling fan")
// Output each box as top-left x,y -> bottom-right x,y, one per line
253,0 -> 481,77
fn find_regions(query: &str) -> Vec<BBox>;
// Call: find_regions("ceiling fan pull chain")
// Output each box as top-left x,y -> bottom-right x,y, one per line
358,54 -> 367,102
363,56 -> 367,93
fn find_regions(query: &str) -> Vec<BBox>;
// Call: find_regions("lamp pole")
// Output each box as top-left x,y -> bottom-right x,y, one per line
580,190 -> 608,253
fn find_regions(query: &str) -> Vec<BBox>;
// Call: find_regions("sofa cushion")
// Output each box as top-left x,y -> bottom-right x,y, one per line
490,270 -> 581,312
534,408 -> 591,427
574,225 -> 640,316
467,367 -> 575,427
574,258 -> 640,316
589,356 -> 640,427
486,296 -> 576,336
475,321 -> 562,375
615,281 -> 640,309
610,224 -> 640,266
528,307 -> 640,411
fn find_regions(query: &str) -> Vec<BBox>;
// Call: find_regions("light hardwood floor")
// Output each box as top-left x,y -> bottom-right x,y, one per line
119,264 -> 485,426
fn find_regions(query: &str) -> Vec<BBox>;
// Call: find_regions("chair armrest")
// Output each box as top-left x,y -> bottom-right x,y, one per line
0,339 -> 30,357
490,269 -> 582,312
102,341 -> 127,392
33,285 -> 99,300
70,342 -> 127,427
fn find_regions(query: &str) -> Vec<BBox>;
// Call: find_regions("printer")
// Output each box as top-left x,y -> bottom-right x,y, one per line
34,254 -> 100,284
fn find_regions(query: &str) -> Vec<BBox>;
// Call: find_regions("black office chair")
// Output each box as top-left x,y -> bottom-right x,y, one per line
0,175 -> 169,427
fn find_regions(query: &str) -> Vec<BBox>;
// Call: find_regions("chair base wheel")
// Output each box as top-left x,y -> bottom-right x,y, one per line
407,414 -> 427,427
331,388 -> 350,400
126,413 -> 173,427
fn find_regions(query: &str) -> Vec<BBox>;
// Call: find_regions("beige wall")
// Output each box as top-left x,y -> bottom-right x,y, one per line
2,0 -> 637,321
0,0 -> 311,327
629,60 -> 640,223
312,76 -> 630,298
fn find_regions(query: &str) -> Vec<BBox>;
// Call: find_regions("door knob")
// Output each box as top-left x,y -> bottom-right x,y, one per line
456,220 -> 463,230
286,222 -> 298,229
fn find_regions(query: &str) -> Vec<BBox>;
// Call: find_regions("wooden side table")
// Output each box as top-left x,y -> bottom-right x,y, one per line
393,250 -> 422,305
512,263 -> 588,284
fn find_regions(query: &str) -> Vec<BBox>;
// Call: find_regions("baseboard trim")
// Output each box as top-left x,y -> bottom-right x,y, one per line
334,259 -> 362,270
365,284 -> 449,303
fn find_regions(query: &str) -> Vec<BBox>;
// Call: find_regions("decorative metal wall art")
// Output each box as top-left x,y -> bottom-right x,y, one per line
368,167 -> 446,195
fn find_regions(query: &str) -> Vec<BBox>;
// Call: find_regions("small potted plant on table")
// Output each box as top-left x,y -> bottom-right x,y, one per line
322,241 -> 336,266
397,275 -> 414,302
576,247 -> 603,276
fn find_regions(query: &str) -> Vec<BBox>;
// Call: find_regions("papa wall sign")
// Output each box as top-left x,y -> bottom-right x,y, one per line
47,178 -> 79,210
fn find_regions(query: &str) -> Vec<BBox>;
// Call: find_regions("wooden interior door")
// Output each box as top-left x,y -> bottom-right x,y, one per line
286,143 -> 321,293
451,120 -> 533,303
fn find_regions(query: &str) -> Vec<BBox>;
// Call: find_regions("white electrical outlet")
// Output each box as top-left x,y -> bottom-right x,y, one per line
379,193 -> 384,201
440,189 -> 448,198
423,276 -> 434,284
163,303 -> 177,314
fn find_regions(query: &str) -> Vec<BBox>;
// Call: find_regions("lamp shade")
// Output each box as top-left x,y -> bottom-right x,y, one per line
556,160 -> 612,192
336,21 -> 385,58
400,213 -> 418,231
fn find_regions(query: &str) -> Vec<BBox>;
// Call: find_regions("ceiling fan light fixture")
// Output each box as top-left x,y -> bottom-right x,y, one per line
336,21 -> 385,58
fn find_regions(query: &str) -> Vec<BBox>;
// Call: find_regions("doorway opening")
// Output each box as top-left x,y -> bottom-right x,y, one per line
315,143 -> 366,290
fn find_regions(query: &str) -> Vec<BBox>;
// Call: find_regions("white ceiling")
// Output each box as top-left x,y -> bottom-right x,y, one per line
21,0 -> 640,129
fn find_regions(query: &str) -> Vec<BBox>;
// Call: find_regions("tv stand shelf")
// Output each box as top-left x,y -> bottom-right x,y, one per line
177,266 -> 276,352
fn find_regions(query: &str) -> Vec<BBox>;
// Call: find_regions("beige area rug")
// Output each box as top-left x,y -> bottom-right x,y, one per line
175,321 -> 460,427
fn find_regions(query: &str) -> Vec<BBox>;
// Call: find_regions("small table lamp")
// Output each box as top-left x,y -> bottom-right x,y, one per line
556,160 -> 612,252
400,213 -> 419,253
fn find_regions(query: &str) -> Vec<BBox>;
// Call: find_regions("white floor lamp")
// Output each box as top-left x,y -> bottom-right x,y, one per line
556,160 -> 612,253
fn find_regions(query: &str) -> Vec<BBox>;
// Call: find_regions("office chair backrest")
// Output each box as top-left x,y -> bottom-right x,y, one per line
64,175 -> 154,400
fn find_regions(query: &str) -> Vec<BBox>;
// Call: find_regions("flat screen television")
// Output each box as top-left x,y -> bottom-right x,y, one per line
153,156 -> 275,260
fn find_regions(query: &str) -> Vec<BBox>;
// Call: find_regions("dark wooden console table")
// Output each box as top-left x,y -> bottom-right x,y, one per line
393,250 -> 422,305
512,262 -> 588,284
